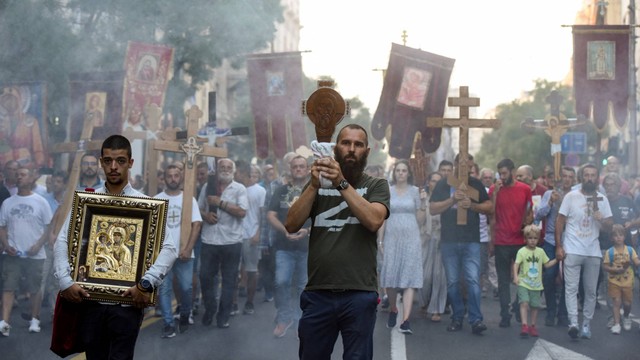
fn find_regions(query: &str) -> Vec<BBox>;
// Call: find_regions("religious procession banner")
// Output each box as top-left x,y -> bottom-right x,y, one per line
0,82 -> 48,168
246,51 -> 306,159
123,42 -> 174,132
371,43 -> 455,158
573,25 -> 630,131
68,71 -> 125,144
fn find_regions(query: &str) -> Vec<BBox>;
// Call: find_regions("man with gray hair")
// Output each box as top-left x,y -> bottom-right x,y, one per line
198,158 -> 248,329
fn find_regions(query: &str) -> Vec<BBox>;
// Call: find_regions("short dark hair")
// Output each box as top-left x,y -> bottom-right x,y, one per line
497,158 -> 515,171
337,124 -> 369,146
562,166 -> 576,174
101,135 -> 132,158
52,170 -> 69,184
438,160 -> 453,169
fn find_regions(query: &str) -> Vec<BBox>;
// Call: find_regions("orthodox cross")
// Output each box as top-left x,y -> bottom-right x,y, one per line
597,0 -> 608,25
521,91 -> 585,182
49,112 -> 103,237
401,30 -> 408,46
122,103 -> 163,196
154,105 -> 227,251
426,86 -> 501,224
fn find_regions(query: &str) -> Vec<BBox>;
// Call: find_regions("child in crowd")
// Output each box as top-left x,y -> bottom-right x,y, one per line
513,224 -> 557,338
602,224 -> 640,334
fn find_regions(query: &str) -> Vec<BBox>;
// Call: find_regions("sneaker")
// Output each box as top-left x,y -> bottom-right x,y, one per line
607,316 -> 615,328
568,325 -> 579,339
387,311 -> 398,328
611,323 -> 621,334
243,302 -> 255,315
0,320 -> 10,337
580,323 -> 591,339
623,317 -> 632,331
471,320 -> 487,335
263,293 -> 274,302
188,311 -> 194,325
28,318 -> 41,333
381,295 -> 390,310
217,321 -> 230,329
520,324 -> 529,338
179,315 -> 189,334
161,325 -> 176,338
229,303 -> 240,316
273,320 -> 293,338
499,316 -> 511,328
446,319 -> 463,332
528,325 -> 539,337
398,320 -> 412,334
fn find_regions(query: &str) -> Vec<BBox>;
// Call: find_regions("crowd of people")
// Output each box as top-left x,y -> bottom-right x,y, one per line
1,127 -> 640,358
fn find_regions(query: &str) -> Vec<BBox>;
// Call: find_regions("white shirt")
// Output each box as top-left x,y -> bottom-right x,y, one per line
559,189 -> 612,257
242,183 -> 266,240
198,181 -> 248,245
154,191 -> 202,258
0,193 -> 53,259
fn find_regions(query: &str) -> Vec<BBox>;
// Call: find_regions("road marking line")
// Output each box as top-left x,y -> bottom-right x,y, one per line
389,296 -> 407,360
526,339 -> 593,360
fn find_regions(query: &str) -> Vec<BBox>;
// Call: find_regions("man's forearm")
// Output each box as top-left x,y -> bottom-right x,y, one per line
285,184 -> 317,233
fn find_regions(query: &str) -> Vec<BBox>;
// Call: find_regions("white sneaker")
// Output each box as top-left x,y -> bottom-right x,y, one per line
623,317 -> 632,331
188,311 -> 194,325
607,316 -> 615,328
28,318 -> 41,333
0,320 -> 10,337
611,323 -> 621,334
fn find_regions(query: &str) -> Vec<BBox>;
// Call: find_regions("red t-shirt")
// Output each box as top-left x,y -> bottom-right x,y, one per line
489,181 -> 532,246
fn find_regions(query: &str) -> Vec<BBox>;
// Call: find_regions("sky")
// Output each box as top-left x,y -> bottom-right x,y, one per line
299,0 -> 585,117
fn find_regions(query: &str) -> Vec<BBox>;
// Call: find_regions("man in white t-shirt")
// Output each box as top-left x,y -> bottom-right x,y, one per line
0,167 -> 53,336
234,162 -> 266,315
555,163 -> 613,340
154,164 -> 202,338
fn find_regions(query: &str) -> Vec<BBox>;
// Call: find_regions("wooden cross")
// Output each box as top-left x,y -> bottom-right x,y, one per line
154,105 -> 227,251
122,103 -> 163,196
49,113 -> 104,237
408,132 -> 429,189
521,91 -> 585,182
586,194 -> 604,213
426,86 -> 501,224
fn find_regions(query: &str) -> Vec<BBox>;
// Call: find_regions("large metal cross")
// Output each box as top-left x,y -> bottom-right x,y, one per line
426,86 -> 501,224
154,105 -> 227,251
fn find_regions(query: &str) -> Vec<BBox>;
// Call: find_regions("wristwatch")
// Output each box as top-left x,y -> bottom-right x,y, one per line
336,179 -> 349,191
138,278 -> 154,293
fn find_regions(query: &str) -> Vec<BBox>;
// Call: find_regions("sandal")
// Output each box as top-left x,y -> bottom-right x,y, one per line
431,313 -> 441,322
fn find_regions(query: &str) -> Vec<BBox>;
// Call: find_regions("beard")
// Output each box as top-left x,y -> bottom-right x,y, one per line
165,181 -> 180,191
503,174 -> 513,186
218,173 -> 233,184
582,180 -> 597,193
335,149 -> 368,185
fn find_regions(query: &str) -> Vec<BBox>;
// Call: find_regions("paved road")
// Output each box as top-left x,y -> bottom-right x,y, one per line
2,285 -> 640,359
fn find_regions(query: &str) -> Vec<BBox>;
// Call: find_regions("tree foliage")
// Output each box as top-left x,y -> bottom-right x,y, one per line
0,0 -> 284,121
475,79 -> 598,176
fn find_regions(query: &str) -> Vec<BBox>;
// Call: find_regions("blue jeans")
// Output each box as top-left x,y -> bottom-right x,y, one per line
158,258 -> 194,327
275,250 -> 308,324
298,290 -> 378,360
441,242 -> 483,324
199,243 -> 242,325
542,242 -> 567,322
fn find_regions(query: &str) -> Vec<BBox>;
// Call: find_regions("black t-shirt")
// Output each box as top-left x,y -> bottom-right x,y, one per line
268,183 -> 309,252
429,176 -> 489,243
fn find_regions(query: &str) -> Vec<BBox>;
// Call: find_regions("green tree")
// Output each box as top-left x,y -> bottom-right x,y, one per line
0,0 -> 284,122
476,79 -> 598,176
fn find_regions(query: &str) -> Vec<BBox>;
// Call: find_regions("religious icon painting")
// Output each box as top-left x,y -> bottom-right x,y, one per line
66,191 -> 168,305
396,67 -> 432,110
0,82 -> 48,168
84,92 -> 107,128
267,71 -> 286,96
587,41 -> 615,80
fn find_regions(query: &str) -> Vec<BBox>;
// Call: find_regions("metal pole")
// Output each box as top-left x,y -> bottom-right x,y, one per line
629,0 -> 638,175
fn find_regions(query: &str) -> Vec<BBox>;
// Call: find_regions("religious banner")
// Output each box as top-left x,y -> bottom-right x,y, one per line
372,43 -> 455,158
573,25 -> 630,130
68,71 -> 125,143
0,82 -> 49,168
246,51 -> 306,159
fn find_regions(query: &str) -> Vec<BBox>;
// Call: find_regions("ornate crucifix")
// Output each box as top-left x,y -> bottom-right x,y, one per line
154,105 -> 227,251
427,86 -> 501,224
521,91 -> 585,182
586,194 -> 604,214
302,80 -> 349,142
